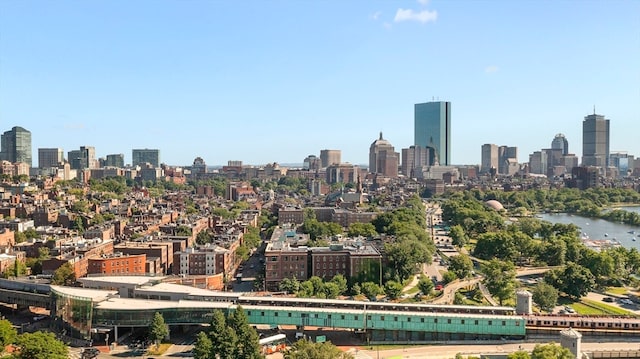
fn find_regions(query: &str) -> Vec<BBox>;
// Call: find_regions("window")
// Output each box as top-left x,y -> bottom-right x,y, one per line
434,319 -> 438,323
447,319 -> 451,324
515,321 -> 520,326
314,314 -> 318,318
502,321 -> 506,326
288,313 -> 292,317
394,317 -> 398,322
367,315 -> 371,320
380,316 -> 385,321
407,317 -> 411,322
261,312 -> 265,316
420,318 -> 424,323
475,320 -> 478,325
461,320 -> 465,324
354,316 -> 358,321
488,320 -> 492,325
274,312 -> 278,317
328,315 -> 332,319
341,315 -> 345,320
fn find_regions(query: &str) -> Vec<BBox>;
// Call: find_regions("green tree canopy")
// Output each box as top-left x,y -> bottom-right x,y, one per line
481,259 -> 517,305
14,331 -> 68,359
284,339 -> 354,359
149,312 -> 169,347
51,262 -> 76,286
531,342 -> 574,359
448,253 -> 474,279
532,282 -> 559,312
0,319 -> 17,348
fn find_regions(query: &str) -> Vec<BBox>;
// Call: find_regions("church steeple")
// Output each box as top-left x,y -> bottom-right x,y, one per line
379,131 -> 383,140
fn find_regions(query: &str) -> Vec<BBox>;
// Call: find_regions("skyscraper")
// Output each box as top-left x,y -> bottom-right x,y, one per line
38,148 -> 64,169
68,146 -> 97,170
319,149 -> 341,168
401,145 -> 431,177
132,149 -> 160,167
414,101 -> 451,166
105,154 -> 125,168
369,132 -> 398,177
551,133 -> 569,156
582,112 -> 610,167
481,144 -> 499,174
0,126 -> 32,167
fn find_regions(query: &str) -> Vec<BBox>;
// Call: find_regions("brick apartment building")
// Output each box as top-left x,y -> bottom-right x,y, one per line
87,253 -> 146,275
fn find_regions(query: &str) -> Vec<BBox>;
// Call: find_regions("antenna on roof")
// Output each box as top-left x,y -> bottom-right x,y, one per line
593,105 -> 596,115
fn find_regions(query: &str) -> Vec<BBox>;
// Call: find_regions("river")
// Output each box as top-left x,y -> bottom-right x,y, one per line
538,206 -> 640,251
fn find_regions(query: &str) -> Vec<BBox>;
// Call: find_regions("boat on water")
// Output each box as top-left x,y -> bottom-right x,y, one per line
633,237 -> 637,242
604,233 -> 609,237
629,230 -> 636,235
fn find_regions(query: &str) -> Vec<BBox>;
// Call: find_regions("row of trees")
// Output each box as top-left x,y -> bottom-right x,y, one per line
193,307 -> 262,359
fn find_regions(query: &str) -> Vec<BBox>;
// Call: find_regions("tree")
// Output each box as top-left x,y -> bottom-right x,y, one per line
531,342 -> 573,359
449,224 -> 468,247
14,231 -> 27,244
481,259 -> 517,305
532,282 -> 559,312
278,277 -> 301,294
360,281 -> 383,301
347,222 -> 377,238
149,312 -> 169,347
284,339 -> 354,359
383,281 -> 403,300
51,262 -> 76,286
207,310 -> 235,359
228,307 -> 261,359
417,275 -> 434,295
14,331 -> 68,359
2,260 -> 26,278
508,350 -> 531,359
193,331 -> 212,359
448,253 -> 474,279
557,262 -> 596,300
0,319 -> 17,348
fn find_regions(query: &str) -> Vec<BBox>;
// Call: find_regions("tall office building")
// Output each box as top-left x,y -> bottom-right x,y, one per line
105,154 -> 125,168
319,149 -> 341,168
132,149 -> 160,167
415,101 -> 451,166
551,133 -> 569,156
0,126 -> 32,167
369,132 -> 399,177
68,146 -> 97,170
582,113 -> 610,168
481,144 -> 499,174
38,148 -> 64,169
401,145 -> 432,177
498,146 -> 518,175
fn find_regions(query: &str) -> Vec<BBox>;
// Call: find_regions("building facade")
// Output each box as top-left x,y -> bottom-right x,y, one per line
551,133 -> 569,156
38,148 -> 64,169
481,144 -> 499,174
319,150 -> 341,168
105,154 -> 125,168
369,132 -> 399,177
582,113 -> 610,168
401,145 -> 431,177
414,101 -> 451,166
0,126 -> 32,167
132,149 -> 160,168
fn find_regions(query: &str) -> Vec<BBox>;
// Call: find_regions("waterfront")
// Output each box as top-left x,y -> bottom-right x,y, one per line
538,206 -> 640,251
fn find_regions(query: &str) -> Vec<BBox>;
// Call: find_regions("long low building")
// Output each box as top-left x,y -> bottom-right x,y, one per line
50,284 -> 526,346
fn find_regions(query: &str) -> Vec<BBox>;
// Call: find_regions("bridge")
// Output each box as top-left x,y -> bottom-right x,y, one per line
0,279 -> 51,310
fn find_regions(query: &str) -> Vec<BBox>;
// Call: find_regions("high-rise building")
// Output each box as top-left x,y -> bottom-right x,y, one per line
401,145 -> 431,177
105,154 -> 125,168
414,101 -> 451,166
582,112 -> 610,168
551,133 -> 569,156
0,126 -> 32,167
132,149 -> 160,167
68,146 -> 97,170
303,155 -> 320,171
498,146 -> 518,175
369,132 -> 399,177
481,144 -> 499,174
319,149 -> 341,168
38,148 -> 64,169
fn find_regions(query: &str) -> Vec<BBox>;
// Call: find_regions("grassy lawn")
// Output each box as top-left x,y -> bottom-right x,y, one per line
146,343 -> 172,356
605,287 -> 629,295
571,299 -> 637,316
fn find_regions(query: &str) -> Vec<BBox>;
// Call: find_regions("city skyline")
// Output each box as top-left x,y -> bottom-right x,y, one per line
1,1 -> 638,166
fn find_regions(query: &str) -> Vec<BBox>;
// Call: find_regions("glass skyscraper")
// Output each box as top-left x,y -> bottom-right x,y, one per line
0,126 -> 32,167
582,113 -> 610,168
414,101 -> 451,166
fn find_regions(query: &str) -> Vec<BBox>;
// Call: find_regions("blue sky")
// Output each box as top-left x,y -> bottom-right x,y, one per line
1,0 -> 638,167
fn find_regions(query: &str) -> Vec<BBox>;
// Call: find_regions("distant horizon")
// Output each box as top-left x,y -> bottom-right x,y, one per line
2,1 -> 638,166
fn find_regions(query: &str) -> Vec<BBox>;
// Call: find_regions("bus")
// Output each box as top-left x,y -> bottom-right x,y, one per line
258,333 -> 287,354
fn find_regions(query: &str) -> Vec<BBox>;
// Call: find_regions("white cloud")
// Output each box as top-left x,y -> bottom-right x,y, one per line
383,22 -> 392,30
417,0 -> 430,5
370,11 -> 382,20
394,8 -> 437,23
485,65 -> 499,74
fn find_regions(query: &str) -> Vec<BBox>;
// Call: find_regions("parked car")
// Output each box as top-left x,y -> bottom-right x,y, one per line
603,297 -> 614,302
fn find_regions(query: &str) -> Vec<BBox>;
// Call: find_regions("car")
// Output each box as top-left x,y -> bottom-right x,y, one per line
435,284 -> 443,291
603,297 -> 615,302
620,298 -> 634,305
